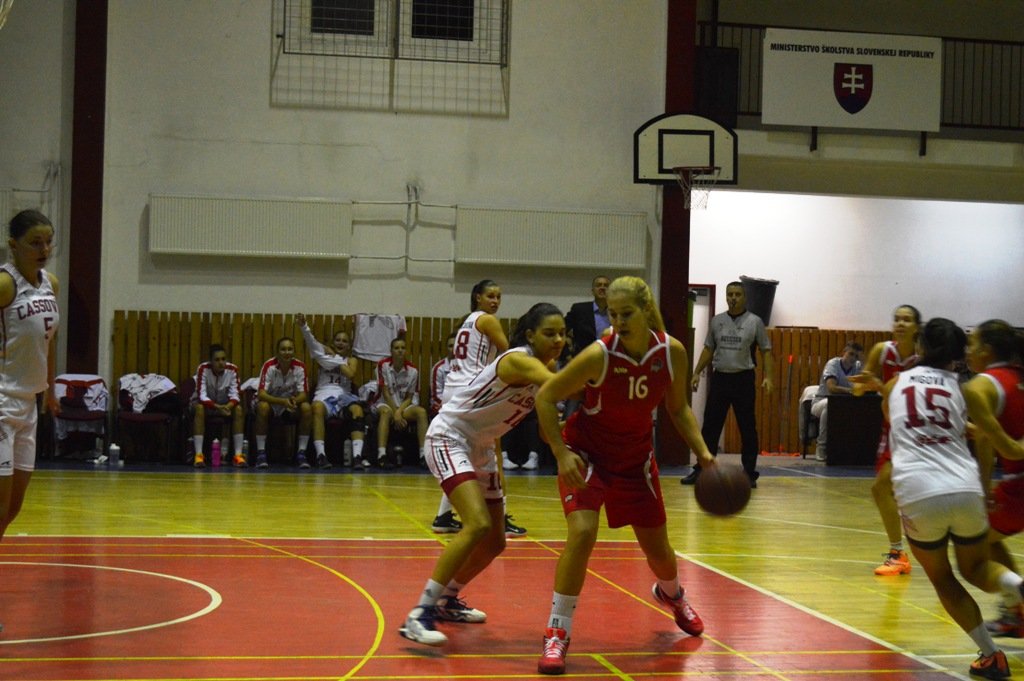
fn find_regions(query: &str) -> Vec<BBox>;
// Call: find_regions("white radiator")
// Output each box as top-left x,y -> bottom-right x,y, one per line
455,207 -> 647,269
149,194 -> 352,259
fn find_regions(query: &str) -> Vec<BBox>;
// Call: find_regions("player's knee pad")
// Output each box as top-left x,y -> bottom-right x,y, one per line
348,413 -> 365,431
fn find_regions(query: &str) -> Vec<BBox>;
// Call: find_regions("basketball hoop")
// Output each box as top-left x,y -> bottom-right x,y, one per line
0,0 -> 13,30
671,166 -> 721,210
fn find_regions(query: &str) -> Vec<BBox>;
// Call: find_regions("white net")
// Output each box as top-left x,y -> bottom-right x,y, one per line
270,0 -> 510,116
0,0 -> 14,30
672,166 -> 721,210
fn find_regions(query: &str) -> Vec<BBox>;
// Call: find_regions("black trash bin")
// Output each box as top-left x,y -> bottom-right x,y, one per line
740,276 -> 778,326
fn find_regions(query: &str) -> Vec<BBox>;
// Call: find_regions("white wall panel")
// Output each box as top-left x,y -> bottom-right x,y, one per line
455,207 -> 646,269
149,194 -> 351,259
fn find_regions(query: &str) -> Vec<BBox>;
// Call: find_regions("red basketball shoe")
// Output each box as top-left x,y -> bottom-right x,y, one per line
538,627 -> 570,675
986,604 -> 1024,638
970,650 -> 1010,679
652,584 -> 704,636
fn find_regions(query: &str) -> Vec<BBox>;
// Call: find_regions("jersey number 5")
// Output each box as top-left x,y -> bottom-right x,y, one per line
901,386 -> 952,429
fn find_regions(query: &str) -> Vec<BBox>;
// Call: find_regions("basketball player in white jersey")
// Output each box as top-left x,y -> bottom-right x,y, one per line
399,303 -> 565,646
884,318 -> 1024,679
430,280 -> 526,537
0,210 -> 60,558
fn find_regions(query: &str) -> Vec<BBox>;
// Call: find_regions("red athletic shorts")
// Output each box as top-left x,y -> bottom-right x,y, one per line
558,449 -> 666,529
875,423 -> 892,474
989,480 -> 1024,537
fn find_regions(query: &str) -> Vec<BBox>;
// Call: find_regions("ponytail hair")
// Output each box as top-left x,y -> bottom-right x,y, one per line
917,318 -> 966,369
976,319 -> 1024,365
510,303 -> 563,348
9,209 -> 52,239
607,276 -> 665,332
470,279 -> 499,312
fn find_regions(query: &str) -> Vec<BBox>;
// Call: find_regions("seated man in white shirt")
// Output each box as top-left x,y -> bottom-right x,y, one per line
811,341 -> 863,462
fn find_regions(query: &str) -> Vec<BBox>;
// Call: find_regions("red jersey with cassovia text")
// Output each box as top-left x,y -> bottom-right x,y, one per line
564,330 -> 673,476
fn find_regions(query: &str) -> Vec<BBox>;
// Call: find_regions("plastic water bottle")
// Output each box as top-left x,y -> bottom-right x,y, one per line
108,443 -> 121,467
343,439 -> 353,467
211,438 -> 221,468
220,438 -> 229,463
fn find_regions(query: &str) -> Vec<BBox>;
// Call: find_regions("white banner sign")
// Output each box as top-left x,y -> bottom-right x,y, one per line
762,28 -> 941,132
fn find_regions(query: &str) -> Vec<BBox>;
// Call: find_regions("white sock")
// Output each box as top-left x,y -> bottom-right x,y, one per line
193,435 -> 204,454
352,439 -> 364,459
297,435 -> 309,453
314,440 -> 326,456
378,447 -> 387,460
968,622 -> 998,656
548,592 -> 578,636
442,579 -> 465,599
417,579 -> 445,609
889,542 -> 904,553
256,435 -> 267,451
998,570 -> 1024,604
437,495 -> 453,516
658,577 -> 682,600
233,433 -> 243,454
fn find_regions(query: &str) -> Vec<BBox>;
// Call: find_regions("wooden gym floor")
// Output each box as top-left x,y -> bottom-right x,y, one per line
0,453 -> 1018,680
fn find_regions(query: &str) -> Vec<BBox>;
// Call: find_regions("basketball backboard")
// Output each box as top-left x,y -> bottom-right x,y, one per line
633,113 -> 738,185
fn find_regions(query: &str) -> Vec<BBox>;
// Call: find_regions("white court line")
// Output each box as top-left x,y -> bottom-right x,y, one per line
677,552 -> 972,681
762,464 -> 836,478
0,561 -> 221,645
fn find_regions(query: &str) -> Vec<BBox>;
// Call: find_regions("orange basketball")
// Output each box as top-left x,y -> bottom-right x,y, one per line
693,464 -> 751,517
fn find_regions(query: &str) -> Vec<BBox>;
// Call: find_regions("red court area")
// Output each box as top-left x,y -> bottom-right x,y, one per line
0,537 -> 953,680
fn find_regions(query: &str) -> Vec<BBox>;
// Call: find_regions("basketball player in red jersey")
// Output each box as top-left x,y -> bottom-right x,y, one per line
533,276 -> 715,675
852,304 -> 921,576
962,320 -> 1024,638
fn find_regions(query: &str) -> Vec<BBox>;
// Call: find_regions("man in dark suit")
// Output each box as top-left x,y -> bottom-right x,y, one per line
565,275 -> 611,357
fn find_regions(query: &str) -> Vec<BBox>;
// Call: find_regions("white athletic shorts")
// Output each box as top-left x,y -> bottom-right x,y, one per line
424,427 -> 503,502
0,392 -> 38,475
899,492 -> 988,546
318,394 -> 359,418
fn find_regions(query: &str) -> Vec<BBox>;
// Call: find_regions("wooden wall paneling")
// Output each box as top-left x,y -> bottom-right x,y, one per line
272,314 -> 285,361
799,328 -> 815,395
188,313 -> 203,384
111,314 -> 896,454
229,314 -> 243,381
130,312 -> 141,378
112,310 -> 126,390
168,312 -> 181,384
151,312 -> 162,377
250,314 -> 264,381
162,312 -> 174,378
145,312 -> 159,374
210,313 -> 224,356
406,316 -> 425,400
